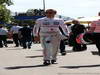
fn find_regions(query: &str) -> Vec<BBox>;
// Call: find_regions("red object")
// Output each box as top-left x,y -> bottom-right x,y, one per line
7,32 -> 13,39
76,33 -> 84,44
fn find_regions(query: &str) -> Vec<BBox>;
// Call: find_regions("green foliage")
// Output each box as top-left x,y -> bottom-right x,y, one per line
14,9 -> 45,26
0,0 -> 13,6
0,5 -> 11,23
26,9 -> 45,16
0,0 -> 13,23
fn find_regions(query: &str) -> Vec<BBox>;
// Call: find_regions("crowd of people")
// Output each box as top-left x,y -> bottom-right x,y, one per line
0,23 -> 33,49
0,9 -> 100,66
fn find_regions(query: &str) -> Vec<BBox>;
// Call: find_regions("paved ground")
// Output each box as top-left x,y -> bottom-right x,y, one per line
0,44 -> 100,75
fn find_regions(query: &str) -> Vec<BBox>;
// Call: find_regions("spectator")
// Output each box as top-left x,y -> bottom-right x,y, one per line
88,12 -> 100,55
0,25 -> 8,48
19,24 -> 32,49
10,23 -> 22,47
70,20 -> 87,51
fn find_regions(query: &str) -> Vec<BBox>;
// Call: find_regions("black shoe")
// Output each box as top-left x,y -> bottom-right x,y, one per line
98,52 -> 100,56
28,46 -> 31,49
73,48 -> 82,52
23,47 -> 27,49
72,47 -> 77,51
51,60 -> 56,64
82,47 -> 87,50
61,52 -> 66,56
15,45 -> 19,47
5,45 -> 8,47
0,46 -> 3,48
43,60 -> 50,65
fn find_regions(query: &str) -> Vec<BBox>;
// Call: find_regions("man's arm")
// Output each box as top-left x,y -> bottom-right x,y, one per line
59,20 -> 69,36
88,21 -> 96,33
33,20 -> 41,37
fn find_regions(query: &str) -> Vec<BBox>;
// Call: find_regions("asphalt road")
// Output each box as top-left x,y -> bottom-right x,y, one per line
0,44 -> 100,75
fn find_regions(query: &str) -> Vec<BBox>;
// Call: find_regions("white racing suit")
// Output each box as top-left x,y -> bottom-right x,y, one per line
33,17 -> 69,61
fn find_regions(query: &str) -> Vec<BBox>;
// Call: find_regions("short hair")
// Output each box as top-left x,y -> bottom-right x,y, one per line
45,9 -> 57,14
72,20 -> 79,23
98,12 -> 100,16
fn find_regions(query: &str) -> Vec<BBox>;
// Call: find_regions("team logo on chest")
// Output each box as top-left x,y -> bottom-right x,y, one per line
43,21 -> 50,25
53,21 -> 59,25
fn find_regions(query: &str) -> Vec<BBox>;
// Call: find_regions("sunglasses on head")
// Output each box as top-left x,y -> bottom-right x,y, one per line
46,12 -> 55,14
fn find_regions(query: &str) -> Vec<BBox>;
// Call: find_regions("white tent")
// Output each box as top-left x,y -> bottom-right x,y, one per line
65,16 -> 100,27
77,16 -> 100,24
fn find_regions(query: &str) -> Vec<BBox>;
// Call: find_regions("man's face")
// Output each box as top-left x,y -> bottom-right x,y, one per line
45,10 -> 56,18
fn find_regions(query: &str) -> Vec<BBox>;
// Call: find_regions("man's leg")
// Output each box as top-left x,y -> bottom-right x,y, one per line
0,41 -> 3,47
40,36 -> 51,65
13,34 -> 19,47
2,35 -> 8,47
51,36 -> 60,64
73,43 -> 82,51
0,36 -> 3,48
27,37 -> 32,49
82,44 -> 87,50
22,38 -> 27,49
93,33 -> 100,55
60,40 -> 66,55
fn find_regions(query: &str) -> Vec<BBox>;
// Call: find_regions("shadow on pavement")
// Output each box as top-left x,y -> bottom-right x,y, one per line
6,48 -> 22,50
60,64 -> 100,69
91,51 -> 99,55
26,55 -> 43,58
5,64 -> 47,70
66,50 -> 73,53
66,50 -> 86,53
35,49 -> 43,51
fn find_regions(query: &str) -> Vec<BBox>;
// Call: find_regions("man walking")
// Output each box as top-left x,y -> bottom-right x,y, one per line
33,9 -> 68,65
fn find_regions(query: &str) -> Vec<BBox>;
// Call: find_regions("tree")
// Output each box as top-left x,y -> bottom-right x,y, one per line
0,0 -> 13,6
26,9 -> 35,16
0,0 -> 13,24
26,9 -> 45,16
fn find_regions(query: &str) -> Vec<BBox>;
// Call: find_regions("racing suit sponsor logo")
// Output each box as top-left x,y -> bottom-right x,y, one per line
53,21 -> 59,25
43,22 -> 50,25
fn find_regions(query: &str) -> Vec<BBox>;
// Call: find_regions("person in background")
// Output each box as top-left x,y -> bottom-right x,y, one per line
10,23 -> 22,47
71,20 -> 87,51
33,9 -> 68,65
59,24 -> 71,55
59,39 -> 66,55
0,25 -> 8,48
19,24 -> 32,49
60,23 -> 71,55
59,23 -> 72,56
88,12 -> 100,55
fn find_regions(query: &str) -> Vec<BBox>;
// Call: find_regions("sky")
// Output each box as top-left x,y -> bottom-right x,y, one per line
7,0 -> 100,18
